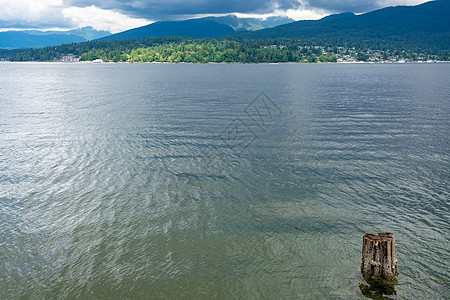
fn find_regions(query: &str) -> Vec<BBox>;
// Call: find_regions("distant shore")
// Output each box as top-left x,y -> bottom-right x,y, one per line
2,60 -> 448,64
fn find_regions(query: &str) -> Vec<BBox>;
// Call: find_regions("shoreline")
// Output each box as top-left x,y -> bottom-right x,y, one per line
1,60 -> 448,64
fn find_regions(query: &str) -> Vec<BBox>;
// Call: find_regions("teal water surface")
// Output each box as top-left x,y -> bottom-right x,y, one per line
0,63 -> 449,299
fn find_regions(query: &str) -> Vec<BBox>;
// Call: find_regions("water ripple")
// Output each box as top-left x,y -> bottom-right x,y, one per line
0,63 -> 449,299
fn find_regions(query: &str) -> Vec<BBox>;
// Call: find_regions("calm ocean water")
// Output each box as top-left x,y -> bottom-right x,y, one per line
0,62 -> 449,299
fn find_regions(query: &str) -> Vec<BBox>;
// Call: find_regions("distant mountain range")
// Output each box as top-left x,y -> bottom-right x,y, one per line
98,19 -> 234,41
1,0 -> 448,51
0,15 -> 293,48
97,15 -> 293,41
237,0 -> 450,49
0,27 -> 110,49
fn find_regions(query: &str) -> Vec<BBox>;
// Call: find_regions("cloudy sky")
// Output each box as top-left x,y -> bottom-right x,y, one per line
0,0 -> 430,33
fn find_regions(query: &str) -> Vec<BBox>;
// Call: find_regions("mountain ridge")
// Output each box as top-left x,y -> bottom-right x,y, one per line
1,0 -> 448,51
0,27 -> 110,49
97,15 -> 294,42
97,19 -> 235,41
233,0 -> 449,49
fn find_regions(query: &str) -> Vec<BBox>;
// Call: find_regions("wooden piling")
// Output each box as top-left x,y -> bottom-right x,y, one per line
361,232 -> 398,282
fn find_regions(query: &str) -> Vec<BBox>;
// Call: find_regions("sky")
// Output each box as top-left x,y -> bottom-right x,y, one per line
0,0 -> 430,33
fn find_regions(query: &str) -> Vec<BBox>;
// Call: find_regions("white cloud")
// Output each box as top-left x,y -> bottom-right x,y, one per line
282,7 -> 330,20
62,5 -> 152,33
0,0 -> 151,32
0,0 -> 65,27
376,0 -> 429,7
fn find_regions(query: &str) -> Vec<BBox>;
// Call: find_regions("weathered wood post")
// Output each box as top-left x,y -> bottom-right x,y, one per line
361,232 -> 398,282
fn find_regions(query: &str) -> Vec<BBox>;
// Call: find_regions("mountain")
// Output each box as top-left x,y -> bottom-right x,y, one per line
0,27 -> 111,49
261,16 -> 295,28
320,12 -> 355,20
0,31 -> 85,49
236,0 -> 450,50
98,15 -> 293,41
98,19 -> 235,41
203,15 -> 293,32
64,27 -> 111,41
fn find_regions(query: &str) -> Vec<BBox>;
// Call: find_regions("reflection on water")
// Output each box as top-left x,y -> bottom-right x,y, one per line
359,279 -> 398,300
0,63 -> 449,299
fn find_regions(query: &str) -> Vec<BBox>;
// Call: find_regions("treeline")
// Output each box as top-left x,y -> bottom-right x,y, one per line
3,37 -> 449,63
0,48 -> 24,60
81,39 -> 338,63
6,38 -> 337,63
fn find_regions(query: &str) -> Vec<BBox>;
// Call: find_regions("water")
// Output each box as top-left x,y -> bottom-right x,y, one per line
0,62 -> 449,299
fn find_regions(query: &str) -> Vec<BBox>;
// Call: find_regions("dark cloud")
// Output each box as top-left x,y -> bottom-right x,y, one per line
66,0 -> 422,20
0,0 -> 426,31
67,0 -> 302,20
305,0 -> 380,13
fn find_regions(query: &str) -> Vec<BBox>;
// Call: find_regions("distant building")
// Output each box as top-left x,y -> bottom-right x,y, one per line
92,59 -> 104,63
61,55 -> 79,62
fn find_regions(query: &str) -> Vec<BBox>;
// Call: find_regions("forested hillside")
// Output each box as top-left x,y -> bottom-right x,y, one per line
236,0 -> 450,50
4,37 -> 447,63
